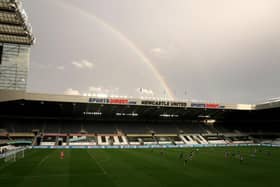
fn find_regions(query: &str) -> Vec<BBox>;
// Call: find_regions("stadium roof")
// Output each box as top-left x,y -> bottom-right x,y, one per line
0,90 -> 255,111
2,90 -> 280,111
1,90 -> 280,121
0,0 -> 34,45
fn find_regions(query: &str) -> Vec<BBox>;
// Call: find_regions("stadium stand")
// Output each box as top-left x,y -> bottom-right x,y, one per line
203,135 -> 228,144
177,123 -> 208,134
83,122 -> 117,134
1,91 -> 280,146
116,123 -> 151,134
126,136 -> 141,145
1,115 -> 280,146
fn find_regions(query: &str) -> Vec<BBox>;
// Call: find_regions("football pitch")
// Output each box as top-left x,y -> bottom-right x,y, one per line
0,147 -> 279,187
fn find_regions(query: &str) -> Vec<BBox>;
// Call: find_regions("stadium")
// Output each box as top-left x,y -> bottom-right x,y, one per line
0,0 -> 280,186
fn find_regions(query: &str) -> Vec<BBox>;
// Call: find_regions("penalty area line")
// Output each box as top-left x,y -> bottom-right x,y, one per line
38,155 -> 49,166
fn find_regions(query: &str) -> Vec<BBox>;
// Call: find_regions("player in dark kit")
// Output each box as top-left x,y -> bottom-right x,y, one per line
189,153 -> 193,161
184,157 -> 188,167
179,152 -> 184,159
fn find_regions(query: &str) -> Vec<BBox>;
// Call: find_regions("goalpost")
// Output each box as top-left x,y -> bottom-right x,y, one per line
3,148 -> 25,162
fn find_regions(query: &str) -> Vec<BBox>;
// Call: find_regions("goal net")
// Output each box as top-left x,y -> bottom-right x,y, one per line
3,148 -> 25,162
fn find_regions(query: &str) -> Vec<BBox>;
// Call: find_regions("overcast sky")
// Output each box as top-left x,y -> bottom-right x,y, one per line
23,0 -> 280,104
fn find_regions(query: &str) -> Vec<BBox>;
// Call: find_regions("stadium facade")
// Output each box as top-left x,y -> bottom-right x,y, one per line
0,0 -> 34,91
0,0 -> 280,148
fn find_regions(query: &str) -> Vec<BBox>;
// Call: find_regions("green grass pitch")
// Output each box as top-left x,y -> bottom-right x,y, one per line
0,147 -> 279,187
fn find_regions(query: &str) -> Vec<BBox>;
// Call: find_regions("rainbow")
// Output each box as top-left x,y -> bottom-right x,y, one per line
56,0 -> 175,100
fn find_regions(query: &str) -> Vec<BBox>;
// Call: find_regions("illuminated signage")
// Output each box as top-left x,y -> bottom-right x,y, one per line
89,98 -> 137,105
88,98 -> 109,104
109,99 -> 128,104
141,100 -> 170,106
191,103 -> 205,108
141,100 -> 188,107
128,101 -> 137,105
206,103 -> 220,109
170,102 -> 187,107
